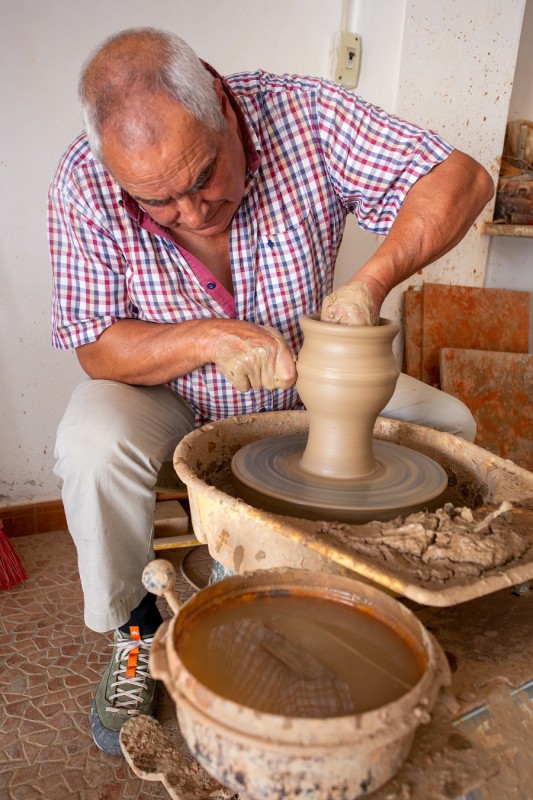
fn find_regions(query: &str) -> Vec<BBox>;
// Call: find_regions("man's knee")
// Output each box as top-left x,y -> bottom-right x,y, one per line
442,394 -> 476,441
55,383 -> 136,478
423,386 -> 476,440
54,379 -> 191,480
382,374 -> 476,441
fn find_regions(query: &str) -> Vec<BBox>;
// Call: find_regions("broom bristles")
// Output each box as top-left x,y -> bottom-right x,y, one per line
0,523 -> 28,589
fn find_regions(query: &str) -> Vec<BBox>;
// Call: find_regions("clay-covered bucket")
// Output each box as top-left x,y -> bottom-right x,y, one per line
150,568 -> 450,799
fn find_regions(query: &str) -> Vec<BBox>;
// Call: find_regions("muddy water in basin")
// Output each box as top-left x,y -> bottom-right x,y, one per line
177,592 -> 423,717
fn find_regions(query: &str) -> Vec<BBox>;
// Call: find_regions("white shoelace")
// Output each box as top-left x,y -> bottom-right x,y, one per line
106,635 -> 154,715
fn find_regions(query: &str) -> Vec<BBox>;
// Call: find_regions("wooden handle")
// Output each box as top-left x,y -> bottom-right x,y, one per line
142,559 -> 181,616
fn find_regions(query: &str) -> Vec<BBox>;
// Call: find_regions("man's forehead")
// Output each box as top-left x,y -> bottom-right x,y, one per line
130,150 -> 218,204
102,105 -> 218,188
103,92 -> 212,151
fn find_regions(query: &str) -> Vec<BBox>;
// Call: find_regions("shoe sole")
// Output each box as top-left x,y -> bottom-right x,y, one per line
90,699 -> 123,757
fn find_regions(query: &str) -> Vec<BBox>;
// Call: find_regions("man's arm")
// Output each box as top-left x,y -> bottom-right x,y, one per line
321,150 -> 494,323
76,316 -> 296,393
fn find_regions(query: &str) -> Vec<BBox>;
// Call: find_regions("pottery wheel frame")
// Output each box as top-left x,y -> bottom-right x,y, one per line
231,433 -> 448,522
174,411 -> 533,607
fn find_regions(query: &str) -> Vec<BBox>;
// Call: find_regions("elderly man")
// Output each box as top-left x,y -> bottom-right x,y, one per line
48,27 -> 493,754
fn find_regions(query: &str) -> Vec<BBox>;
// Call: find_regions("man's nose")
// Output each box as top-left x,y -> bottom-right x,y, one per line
175,194 -> 208,227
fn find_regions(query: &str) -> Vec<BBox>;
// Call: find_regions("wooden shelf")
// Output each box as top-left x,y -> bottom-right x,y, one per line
482,222 -> 533,238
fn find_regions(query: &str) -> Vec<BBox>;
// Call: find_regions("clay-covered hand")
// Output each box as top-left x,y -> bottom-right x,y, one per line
213,324 -> 296,392
320,281 -> 379,326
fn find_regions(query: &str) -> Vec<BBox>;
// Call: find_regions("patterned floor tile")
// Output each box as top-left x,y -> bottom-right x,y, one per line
0,530 -> 212,799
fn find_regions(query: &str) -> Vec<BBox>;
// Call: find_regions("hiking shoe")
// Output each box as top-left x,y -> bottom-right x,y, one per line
90,627 -> 158,756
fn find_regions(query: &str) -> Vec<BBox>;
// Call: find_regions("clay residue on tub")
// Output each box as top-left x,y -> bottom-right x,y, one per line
315,501 -> 532,585
214,529 -> 229,553
120,715 -> 233,798
233,544 -> 244,572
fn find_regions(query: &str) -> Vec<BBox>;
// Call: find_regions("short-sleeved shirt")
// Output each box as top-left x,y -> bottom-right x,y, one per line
48,68 -> 453,426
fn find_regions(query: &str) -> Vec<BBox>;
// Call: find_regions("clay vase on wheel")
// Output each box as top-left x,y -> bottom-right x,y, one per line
297,315 -> 400,480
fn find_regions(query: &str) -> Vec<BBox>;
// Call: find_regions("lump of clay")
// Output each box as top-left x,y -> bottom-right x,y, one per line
350,501 -> 529,581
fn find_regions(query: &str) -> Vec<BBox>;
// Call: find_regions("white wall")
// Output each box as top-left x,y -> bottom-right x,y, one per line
485,0 -> 533,348
335,0 -> 527,359
333,0 -> 408,306
1,0 -> 529,504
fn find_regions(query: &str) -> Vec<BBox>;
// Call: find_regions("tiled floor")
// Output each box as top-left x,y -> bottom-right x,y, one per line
2,530 -> 533,799
0,531 -> 212,800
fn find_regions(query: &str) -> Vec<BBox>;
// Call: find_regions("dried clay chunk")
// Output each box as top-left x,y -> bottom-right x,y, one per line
371,502 -> 527,569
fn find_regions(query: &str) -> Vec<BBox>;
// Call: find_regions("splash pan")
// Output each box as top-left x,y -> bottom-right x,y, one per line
174,411 -> 533,607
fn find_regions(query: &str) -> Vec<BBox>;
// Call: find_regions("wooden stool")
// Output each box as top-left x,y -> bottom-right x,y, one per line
153,461 -> 200,551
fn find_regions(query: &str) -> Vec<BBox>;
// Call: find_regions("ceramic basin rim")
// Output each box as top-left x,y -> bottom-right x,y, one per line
158,569 -> 449,737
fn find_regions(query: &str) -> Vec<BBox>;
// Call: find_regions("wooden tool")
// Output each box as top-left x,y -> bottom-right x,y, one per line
142,558 -> 181,615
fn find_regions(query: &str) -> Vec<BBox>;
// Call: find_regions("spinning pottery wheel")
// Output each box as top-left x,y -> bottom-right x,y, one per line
174,411 -> 533,606
231,315 -> 447,522
231,435 -> 447,522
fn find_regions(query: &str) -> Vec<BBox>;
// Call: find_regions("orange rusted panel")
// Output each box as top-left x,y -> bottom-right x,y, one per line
402,287 -> 423,379
421,284 -> 529,387
440,347 -> 533,470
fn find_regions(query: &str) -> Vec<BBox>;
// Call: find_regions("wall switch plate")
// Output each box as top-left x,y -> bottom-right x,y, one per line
333,31 -> 361,89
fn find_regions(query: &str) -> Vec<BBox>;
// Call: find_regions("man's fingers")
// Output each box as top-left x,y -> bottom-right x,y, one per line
213,326 -> 296,392
320,281 -> 378,326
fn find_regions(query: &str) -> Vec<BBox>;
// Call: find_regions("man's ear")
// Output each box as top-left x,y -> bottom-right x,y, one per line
213,78 -> 224,104
213,79 -> 229,113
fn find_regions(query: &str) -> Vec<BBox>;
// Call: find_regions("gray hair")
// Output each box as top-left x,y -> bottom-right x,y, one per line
79,27 -> 226,159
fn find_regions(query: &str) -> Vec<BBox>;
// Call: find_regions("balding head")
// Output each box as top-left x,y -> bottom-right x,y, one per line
79,27 -> 225,160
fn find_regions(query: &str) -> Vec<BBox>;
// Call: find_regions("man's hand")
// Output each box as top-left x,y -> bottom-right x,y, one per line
212,324 -> 296,392
320,281 -> 379,326
76,318 -> 296,390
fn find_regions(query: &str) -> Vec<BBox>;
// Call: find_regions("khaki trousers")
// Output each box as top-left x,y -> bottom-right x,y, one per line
54,375 -> 474,632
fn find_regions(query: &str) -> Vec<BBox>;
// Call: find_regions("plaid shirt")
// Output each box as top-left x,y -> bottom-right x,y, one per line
48,69 -> 452,426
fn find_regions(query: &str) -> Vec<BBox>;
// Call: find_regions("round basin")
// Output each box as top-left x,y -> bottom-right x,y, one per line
150,567 -> 450,799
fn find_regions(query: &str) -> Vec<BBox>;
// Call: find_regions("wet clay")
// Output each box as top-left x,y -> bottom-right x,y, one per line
176,412 -> 533,606
368,501 -> 527,575
297,315 -> 400,479
120,716 -> 235,800
176,593 -> 422,717
231,316 -> 447,522
313,500 -> 532,587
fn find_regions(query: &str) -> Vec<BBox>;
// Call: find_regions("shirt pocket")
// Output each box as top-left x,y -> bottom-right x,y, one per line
255,202 -> 329,342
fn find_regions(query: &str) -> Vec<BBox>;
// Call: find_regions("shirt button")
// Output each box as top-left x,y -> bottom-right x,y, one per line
206,281 -> 216,290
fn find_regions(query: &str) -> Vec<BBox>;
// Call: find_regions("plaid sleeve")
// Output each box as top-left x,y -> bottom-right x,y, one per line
314,82 -> 454,235
48,175 -> 128,350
